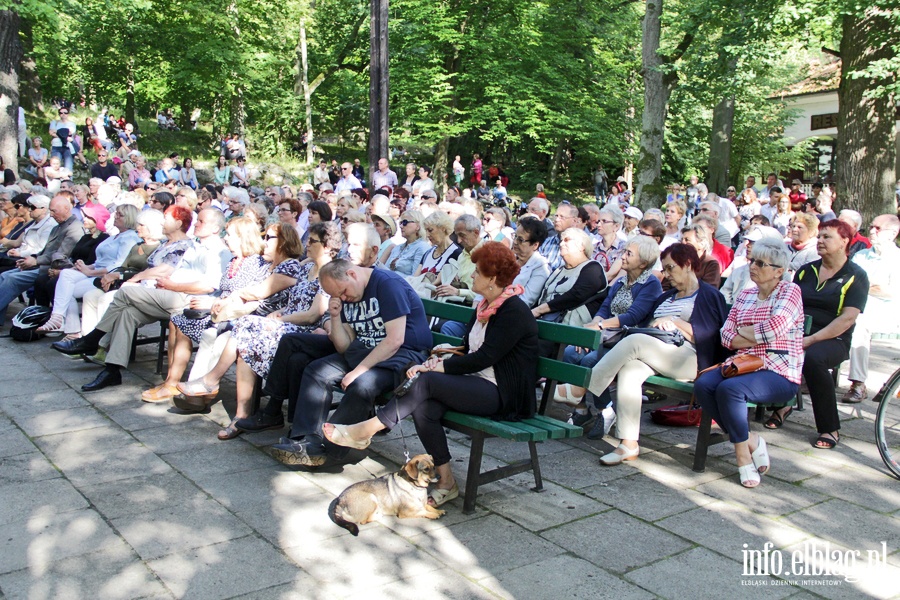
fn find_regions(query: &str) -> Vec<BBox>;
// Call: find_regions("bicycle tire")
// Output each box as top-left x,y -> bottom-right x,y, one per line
874,373 -> 900,480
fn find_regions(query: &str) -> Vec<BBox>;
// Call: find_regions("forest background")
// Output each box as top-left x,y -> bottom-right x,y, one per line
0,0 -> 897,218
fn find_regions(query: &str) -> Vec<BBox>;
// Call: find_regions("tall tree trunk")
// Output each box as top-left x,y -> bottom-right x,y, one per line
124,57 -> 136,126
17,16 -> 41,112
434,137 -> 449,195
367,0 -> 389,187
0,10 -> 23,170
549,138 -> 566,186
635,0 -> 676,209
707,93 -> 735,194
298,20 -> 314,164
836,7 -> 897,223
230,87 -> 245,134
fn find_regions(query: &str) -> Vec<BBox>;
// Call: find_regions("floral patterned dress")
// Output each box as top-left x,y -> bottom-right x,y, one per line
170,257 -> 302,343
231,261 -> 328,378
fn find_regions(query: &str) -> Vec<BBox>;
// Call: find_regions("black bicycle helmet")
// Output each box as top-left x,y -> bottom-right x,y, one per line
10,305 -> 52,342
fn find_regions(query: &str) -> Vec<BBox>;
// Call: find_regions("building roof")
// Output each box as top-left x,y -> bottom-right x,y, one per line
776,57 -> 840,98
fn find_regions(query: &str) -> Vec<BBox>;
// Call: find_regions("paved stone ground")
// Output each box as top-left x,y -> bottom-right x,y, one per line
0,320 -> 898,599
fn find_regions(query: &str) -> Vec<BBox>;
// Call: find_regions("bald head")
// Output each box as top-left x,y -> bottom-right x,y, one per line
50,194 -> 74,223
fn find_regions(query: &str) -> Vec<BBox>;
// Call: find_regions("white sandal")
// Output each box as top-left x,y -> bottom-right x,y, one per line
739,463 -> 760,488
37,314 -> 65,333
599,443 -> 640,466
751,436 -> 770,475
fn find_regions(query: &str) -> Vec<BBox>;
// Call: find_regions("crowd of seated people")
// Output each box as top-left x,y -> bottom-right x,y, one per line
1,159 -> 895,500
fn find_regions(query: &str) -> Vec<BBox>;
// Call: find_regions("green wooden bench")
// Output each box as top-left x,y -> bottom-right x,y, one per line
421,299 -> 598,514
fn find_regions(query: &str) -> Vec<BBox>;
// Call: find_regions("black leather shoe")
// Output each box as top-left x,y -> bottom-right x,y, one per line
52,337 -> 99,356
235,411 -> 284,432
82,369 -> 122,392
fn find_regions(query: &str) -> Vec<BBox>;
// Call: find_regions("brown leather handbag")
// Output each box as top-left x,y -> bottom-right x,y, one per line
721,354 -> 765,378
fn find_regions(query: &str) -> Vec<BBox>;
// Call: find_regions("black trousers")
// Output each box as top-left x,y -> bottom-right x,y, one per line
33,270 -> 56,307
376,372 -> 501,467
262,332 -> 335,421
803,338 -> 849,433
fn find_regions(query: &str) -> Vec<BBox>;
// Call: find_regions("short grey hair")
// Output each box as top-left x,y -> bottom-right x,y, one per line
681,223 -> 711,251
346,222 -> 381,249
223,187 -> 250,205
563,227 -> 593,259
599,204 -> 624,228
699,201 -> 720,216
645,208 -> 665,222
200,207 -> 226,232
116,204 -> 140,230
839,209 -> 862,230
137,208 -> 166,240
693,214 -> 719,234
750,238 -> 789,270
455,214 -> 481,233
529,197 -> 550,215
627,234 -> 660,268
696,183 -> 708,195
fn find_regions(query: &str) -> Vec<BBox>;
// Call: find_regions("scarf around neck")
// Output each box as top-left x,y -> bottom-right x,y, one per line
476,284 -> 524,324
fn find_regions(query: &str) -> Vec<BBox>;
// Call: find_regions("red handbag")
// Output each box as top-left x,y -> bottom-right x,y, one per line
650,398 -> 703,427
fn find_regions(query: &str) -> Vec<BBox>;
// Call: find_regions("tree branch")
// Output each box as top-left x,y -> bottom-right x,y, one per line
307,9 -> 368,95
663,31 -> 695,65
822,46 -> 841,59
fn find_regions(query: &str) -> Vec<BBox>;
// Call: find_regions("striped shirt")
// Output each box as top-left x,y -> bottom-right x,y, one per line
720,281 -> 805,383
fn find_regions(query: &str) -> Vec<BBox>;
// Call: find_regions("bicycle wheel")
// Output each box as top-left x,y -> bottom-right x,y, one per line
874,373 -> 900,480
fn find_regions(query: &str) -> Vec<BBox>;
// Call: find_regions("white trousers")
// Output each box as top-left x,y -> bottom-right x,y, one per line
81,287 -> 117,335
588,334 -> 698,441
187,329 -> 231,380
848,306 -> 900,382
53,269 -> 99,334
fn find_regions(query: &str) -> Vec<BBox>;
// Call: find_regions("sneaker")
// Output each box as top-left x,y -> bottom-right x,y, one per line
566,408 -> 593,427
587,406 -> 617,440
840,382 -> 867,404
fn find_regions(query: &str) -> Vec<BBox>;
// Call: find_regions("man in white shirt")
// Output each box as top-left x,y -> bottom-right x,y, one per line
371,157 -> 398,190
334,162 -> 362,193
760,186 -> 783,222
313,160 -> 330,187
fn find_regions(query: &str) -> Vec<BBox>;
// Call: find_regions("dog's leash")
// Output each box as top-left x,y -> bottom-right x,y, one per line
395,391 -> 411,463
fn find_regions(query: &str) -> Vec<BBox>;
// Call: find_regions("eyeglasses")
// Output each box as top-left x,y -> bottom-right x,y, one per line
512,236 -> 532,245
277,208 -> 293,213
749,259 -> 780,269
59,111 -> 68,115
307,238 -> 322,245
399,219 -> 412,227
598,219 -> 615,225
662,264 -> 678,273
98,154 -> 107,158
264,234 -> 278,241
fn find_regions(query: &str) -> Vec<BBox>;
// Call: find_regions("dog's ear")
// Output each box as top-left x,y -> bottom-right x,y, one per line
403,459 -> 419,481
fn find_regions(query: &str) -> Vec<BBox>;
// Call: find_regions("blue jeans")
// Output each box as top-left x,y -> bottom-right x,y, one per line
51,146 -> 74,171
563,344 -> 612,408
694,368 -> 799,444
440,320 -> 467,338
0,268 -> 40,326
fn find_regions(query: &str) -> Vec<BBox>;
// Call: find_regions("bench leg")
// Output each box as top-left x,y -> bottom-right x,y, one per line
462,432 -> 485,515
156,321 -> 167,374
528,441 -> 544,493
693,411 -> 714,473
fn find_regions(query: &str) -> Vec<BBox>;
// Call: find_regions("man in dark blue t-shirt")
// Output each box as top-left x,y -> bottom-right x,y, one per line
268,259 -> 431,467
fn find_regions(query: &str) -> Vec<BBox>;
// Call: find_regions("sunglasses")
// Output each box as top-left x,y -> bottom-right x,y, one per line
277,208 -> 294,213
399,219 -> 413,227
59,111 -> 68,115
264,234 -> 278,241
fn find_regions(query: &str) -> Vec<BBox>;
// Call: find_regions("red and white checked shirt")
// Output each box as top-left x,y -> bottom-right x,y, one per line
720,280 -> 805,384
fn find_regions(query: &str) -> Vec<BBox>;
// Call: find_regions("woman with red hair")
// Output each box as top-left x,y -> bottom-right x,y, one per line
322,242 -> 539,508
767,220 -> 869,450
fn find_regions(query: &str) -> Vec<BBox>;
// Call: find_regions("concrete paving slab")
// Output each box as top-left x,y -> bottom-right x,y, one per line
529,447 -> 637,490
0,451 -> 61,485
241,488 -> 354,547
80,471 -> 209,520
489,554 -> 654,600
626,546 -> 793,599
655,500 -> 812,557
283,527 -> 444,597
0,477 -> 89,526
161,440 -> 279,482
110,500 -> 254,561
785,499 -> 900,550
129,418 -> 225,455
15,406 -> 111,438
0,376 -> 73,399
363,568 -> 499,600
540,510 -> 692,574
146,535 -> 308,600
779,539 -> 900,600
410,514 -> 565,580
0,509 -> 125,575
0,424 -> 37,459
38,431 -> 173,486
193,466 -> 322,515
627,447 -> 734,488
583,472 -> 716,521
477,478 -> 608,531
0,389 -> 90,418
758,446 -> 846,484
102,401 -> 211,433
480,436 -> 572,464
0,542 -> 171,600
694,472 -> 828,518
801,465 -> 900,513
